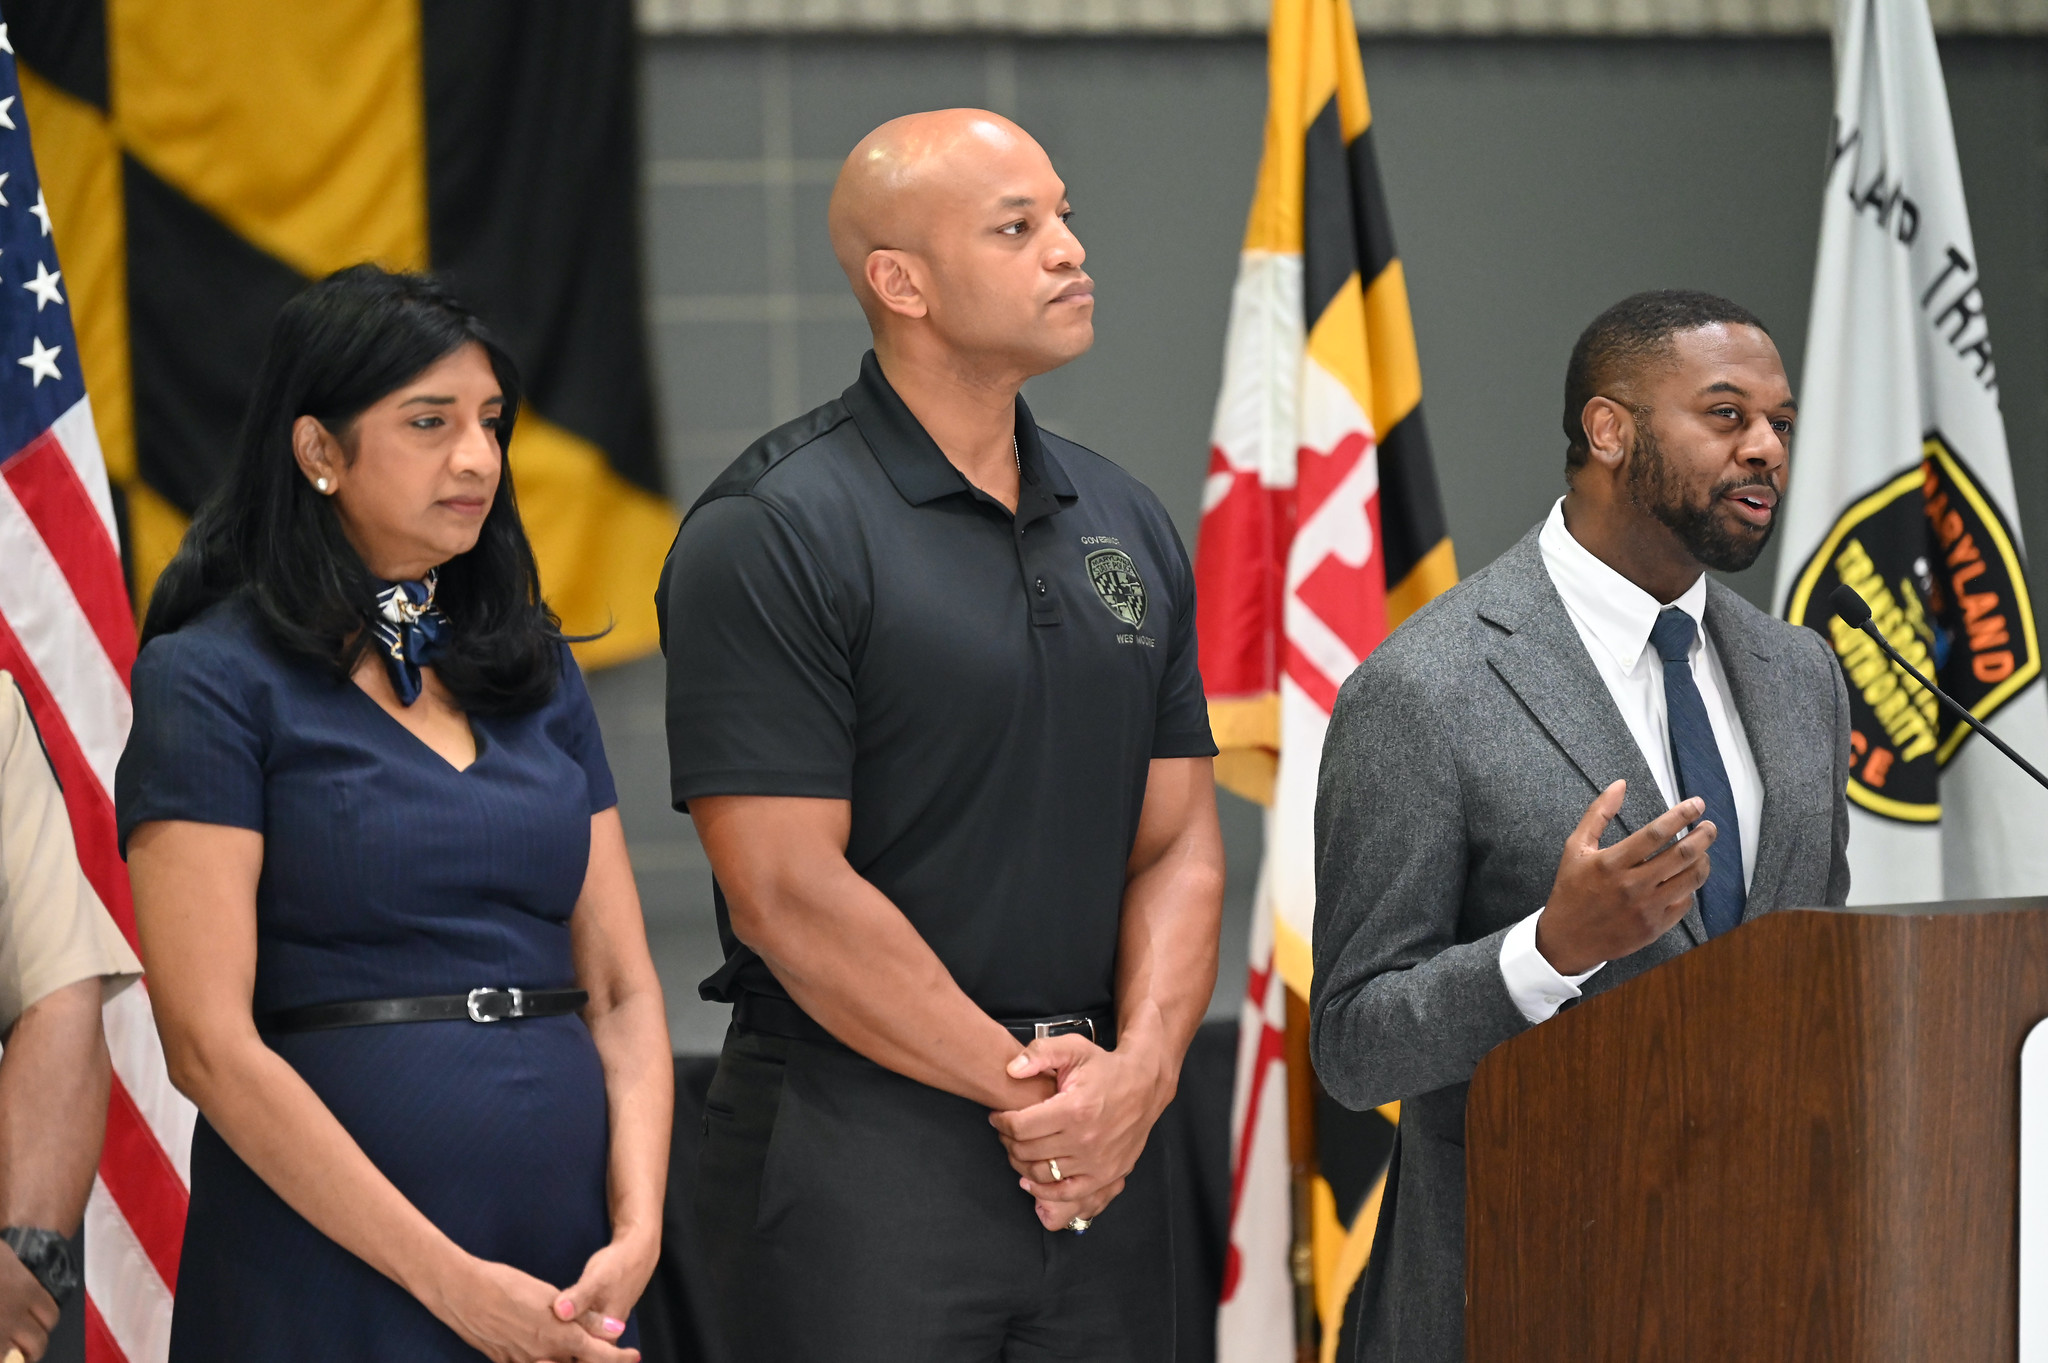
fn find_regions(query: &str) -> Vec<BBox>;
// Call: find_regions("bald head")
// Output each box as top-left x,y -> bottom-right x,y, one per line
828,110 -> 1035,295
826,109 -> 1093,377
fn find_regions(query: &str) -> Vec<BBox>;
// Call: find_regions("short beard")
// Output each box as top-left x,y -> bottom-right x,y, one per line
1624,417 -> 1774,573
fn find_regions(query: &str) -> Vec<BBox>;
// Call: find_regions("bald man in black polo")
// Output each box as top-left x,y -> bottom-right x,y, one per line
657,110 -> 1225,1361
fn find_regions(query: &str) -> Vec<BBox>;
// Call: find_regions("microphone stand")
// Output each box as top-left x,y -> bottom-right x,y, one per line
1830,584 -> 2048,795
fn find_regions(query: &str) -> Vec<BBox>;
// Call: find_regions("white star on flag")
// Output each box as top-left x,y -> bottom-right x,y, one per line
16,336 -> 61,387
0,96 -> 13,131
23,261 -> 62,312
0,172 -> 9,208
29,189 -> 50,235
0,23 -> 10,54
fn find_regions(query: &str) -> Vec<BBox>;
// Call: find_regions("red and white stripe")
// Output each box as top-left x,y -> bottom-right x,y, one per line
0,393 -> 192,1363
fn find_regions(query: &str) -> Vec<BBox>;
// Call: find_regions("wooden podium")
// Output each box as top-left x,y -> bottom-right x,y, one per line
1466,899 -> 2048,1361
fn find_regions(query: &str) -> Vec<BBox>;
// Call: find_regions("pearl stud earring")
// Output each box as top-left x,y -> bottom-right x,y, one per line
315,477 -> 330,493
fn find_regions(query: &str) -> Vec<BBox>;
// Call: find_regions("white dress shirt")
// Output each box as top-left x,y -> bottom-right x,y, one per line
1499,499 -> 1765,1023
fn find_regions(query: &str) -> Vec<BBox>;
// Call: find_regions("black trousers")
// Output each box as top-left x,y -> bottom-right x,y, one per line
696,1026 -> 1175,1362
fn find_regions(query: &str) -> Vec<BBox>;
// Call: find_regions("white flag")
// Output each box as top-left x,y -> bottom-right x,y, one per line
1772,0 -> 2048,903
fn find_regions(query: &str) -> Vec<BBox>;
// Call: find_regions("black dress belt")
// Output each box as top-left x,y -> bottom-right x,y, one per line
261,987 -> 589,1033
732,990 -> 1115,1050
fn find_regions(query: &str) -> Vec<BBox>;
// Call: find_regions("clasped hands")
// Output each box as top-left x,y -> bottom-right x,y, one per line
433,1233 -> 654,1363
987,1032 -> 1173,1232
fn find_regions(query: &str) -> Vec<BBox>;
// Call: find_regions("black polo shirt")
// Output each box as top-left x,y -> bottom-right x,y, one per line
657,351 -> 1215,1020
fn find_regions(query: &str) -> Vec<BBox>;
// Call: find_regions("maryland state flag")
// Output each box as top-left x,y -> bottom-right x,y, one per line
10,0 -> 673,664
1198,1 -> 1456,1357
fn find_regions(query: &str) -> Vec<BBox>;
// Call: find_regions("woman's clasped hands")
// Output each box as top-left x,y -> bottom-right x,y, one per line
429,1235 -> 655,1363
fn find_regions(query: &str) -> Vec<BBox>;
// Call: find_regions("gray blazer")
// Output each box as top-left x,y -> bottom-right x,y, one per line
1309,524 -> 1851,1363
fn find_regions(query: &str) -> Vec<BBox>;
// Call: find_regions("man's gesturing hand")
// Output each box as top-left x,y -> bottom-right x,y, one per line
989,1035 -> 1172,1231
1536,780 -> 1717,976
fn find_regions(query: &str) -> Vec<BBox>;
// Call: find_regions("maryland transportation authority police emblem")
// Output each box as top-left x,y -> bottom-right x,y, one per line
1786,433 -> 2041,822
1086,548 -> 1148,627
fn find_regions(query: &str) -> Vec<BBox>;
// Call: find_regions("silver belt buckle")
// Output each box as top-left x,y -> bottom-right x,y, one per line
1032,1016 -> 1097,1044
467,987 -> 525,1023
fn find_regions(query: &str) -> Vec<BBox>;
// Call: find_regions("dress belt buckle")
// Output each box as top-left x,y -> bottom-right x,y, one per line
467,987 -> 524,1023
1032,1016 -> 1096,1044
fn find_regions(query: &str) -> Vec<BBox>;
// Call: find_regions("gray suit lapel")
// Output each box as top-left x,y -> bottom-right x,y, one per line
1477,529 -> 1708,946
1704,584 -> 1793,920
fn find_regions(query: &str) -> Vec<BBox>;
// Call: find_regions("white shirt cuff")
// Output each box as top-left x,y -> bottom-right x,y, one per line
1499,907 -> 1605,1024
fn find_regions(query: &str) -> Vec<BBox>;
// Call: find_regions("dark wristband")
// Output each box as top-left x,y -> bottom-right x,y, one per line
2,1226 -> 79,1299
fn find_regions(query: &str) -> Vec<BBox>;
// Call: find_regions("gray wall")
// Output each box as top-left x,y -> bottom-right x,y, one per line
609,34 -> 2048,1052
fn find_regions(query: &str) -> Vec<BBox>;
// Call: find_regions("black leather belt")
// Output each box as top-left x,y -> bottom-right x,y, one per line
733,991 -> 1114,1050
261,987 -> 588,1033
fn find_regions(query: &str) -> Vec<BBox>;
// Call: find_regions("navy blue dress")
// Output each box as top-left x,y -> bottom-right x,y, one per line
117,597 -> 631,1361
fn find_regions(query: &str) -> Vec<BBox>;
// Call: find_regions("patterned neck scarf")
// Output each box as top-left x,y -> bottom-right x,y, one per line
369,569 -> 451,706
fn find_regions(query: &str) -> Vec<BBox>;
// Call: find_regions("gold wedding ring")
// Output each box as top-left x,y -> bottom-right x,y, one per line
1048,1158 -> 1064,1182
7,1347 -> 25,1363
1066,1216 -> 1091,1234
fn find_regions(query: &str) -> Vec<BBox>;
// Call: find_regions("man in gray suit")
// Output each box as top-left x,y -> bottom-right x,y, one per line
1311,290 -> 1852,1362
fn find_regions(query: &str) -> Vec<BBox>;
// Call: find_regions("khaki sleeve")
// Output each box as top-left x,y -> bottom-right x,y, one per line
0,674 -> 142,1037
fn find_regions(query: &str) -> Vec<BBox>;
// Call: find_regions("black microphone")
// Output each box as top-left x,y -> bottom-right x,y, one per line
1828,583 -> 2048,793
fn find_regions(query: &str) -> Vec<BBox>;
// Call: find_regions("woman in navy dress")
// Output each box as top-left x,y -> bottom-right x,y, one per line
117,266 -> 671,1363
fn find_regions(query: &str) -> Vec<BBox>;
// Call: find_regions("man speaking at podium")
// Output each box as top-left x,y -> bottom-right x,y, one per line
1311,291 -> 1852,1362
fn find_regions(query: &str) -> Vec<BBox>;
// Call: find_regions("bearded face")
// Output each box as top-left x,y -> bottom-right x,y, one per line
1625,415 -> 1778,573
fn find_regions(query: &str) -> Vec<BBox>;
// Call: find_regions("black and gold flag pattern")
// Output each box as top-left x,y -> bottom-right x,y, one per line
12,0 -> 674,665
1295,27 -> 1454,631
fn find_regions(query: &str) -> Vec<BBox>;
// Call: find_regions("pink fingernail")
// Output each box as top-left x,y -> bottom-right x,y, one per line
605,1316 -> 626,1334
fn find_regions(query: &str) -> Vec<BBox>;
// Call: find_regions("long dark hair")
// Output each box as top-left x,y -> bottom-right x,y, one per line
142,264 -> 564,714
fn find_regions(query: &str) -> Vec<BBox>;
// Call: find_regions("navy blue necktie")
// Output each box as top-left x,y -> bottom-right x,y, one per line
1648,609 -> 1745,938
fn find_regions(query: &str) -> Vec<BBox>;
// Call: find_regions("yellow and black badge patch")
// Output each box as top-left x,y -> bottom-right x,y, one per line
1786,433 -> 2041,822
1086,549 -> 1148,628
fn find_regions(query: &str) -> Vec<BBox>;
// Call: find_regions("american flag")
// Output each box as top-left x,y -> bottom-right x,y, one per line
0,15 -> 193,1362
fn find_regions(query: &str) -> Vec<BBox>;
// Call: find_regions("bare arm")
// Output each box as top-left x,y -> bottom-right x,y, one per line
0,977 -> 108,1235
0,674 -> 118,1230
689,795 -> 1052,1111
552,809 -> 672,1342
0,978 -> 109,1361
1108,755 -> 1227,1099
991,756 -> 1226,1227
128,820 -> 636,1363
